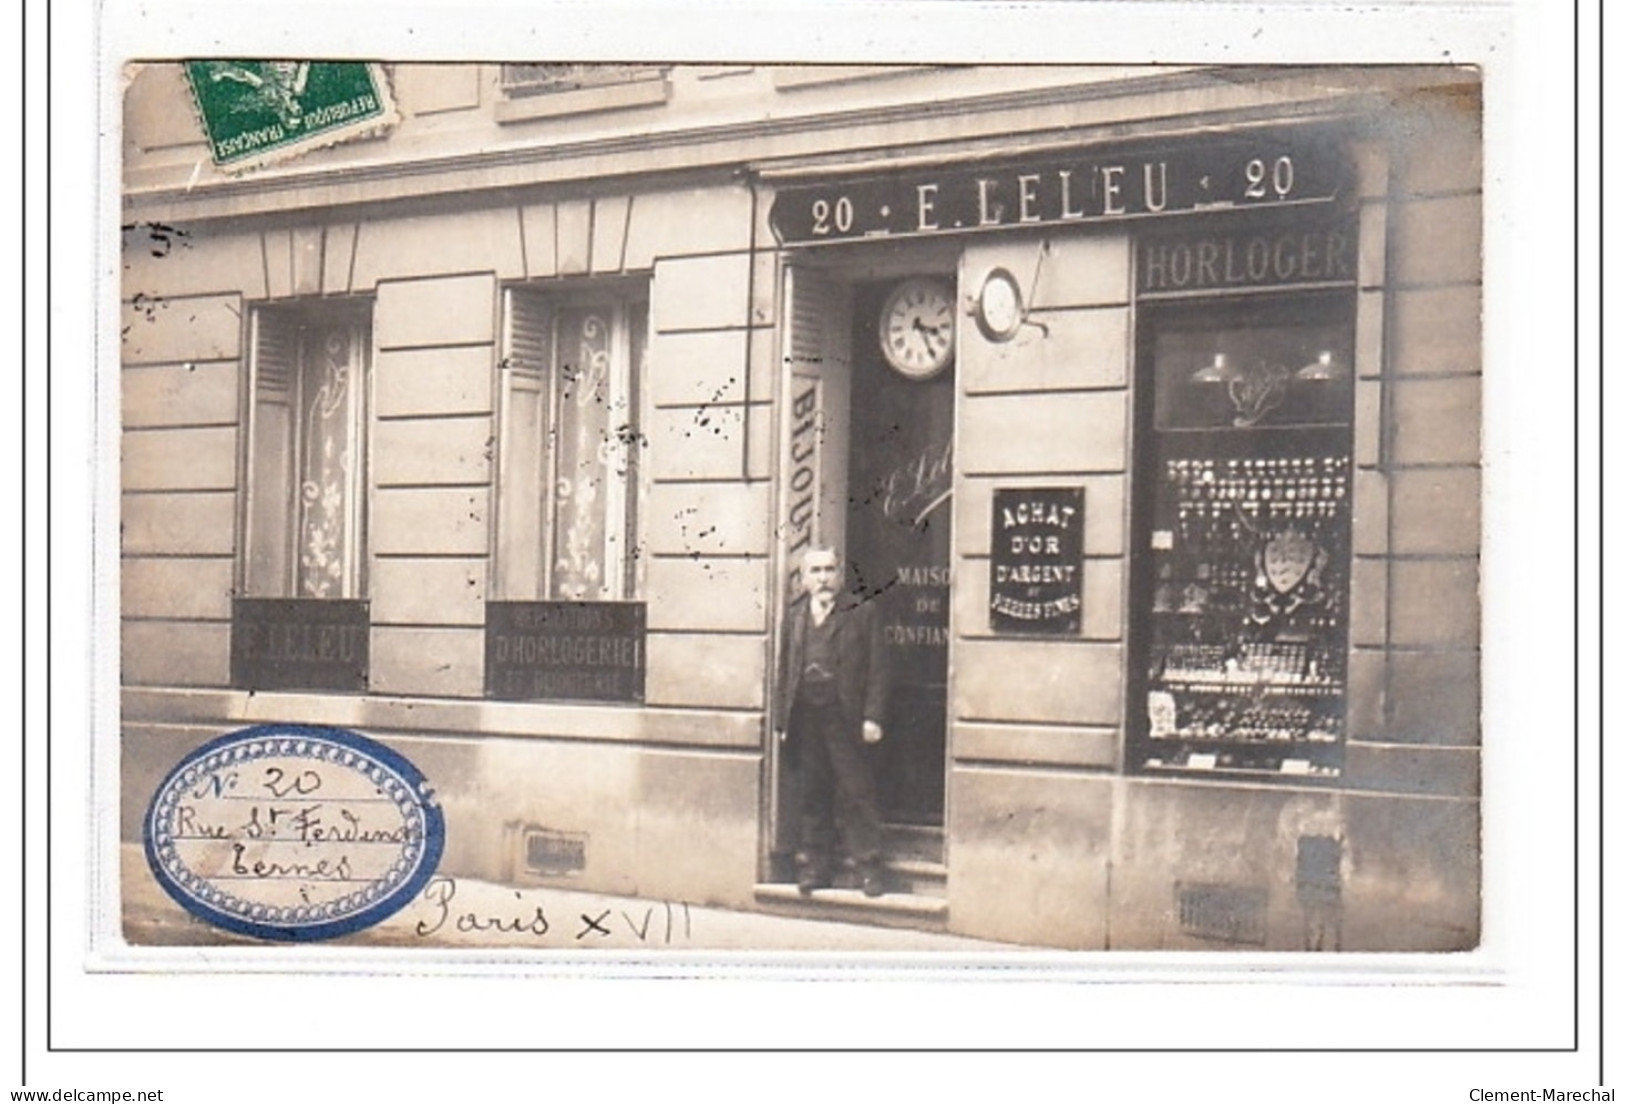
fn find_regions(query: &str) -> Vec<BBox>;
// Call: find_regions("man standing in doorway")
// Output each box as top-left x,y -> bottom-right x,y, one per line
775,545 -> 891,897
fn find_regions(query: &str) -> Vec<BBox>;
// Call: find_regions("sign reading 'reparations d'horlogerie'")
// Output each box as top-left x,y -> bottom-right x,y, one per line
484,601 -> 647,704
183,61 -> 397,170
990,487 -> 1085,636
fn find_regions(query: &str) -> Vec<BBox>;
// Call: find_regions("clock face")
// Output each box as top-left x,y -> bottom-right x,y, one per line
879,277 -> 955,379
976,268 -> 1023,342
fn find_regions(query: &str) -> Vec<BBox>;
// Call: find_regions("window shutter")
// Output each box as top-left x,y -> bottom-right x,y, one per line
255,311 -> 298,395
504,287 -> 552,381
243,309 -> 300,596
780,266 -> 852,567
494,288 -> 553,599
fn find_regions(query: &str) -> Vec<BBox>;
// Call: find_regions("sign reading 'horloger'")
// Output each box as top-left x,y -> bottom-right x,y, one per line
1136,218 -> 1359,294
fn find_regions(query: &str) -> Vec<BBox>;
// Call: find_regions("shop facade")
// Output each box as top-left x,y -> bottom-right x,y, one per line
120,63 -> 1482,950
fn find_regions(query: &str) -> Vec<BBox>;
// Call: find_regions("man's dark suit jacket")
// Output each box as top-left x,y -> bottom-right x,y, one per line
774,593 -> 889,737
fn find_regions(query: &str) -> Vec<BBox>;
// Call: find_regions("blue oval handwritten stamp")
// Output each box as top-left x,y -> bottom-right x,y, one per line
143,724 -> 444,942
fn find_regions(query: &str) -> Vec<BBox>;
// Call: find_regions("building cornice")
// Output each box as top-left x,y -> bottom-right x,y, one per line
122,65 -> 1473,225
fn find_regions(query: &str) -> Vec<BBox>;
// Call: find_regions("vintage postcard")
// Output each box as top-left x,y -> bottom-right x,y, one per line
40,0 -> 1588,1084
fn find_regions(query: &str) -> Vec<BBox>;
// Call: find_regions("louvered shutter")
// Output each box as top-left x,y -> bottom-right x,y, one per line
494,288 -> 553,599
779,265 -> 852,583
243,308 -> 300,596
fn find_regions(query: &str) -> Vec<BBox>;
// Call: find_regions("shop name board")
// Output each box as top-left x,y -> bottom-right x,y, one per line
485,601 -> 646,703
231,598 -> 370,692
990,488 -> 1084,635
1138,221 -> 1357,294
771,134 -> 1348,245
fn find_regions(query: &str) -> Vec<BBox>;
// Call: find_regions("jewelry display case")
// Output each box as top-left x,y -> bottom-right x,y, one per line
1133,290 -> 1356,779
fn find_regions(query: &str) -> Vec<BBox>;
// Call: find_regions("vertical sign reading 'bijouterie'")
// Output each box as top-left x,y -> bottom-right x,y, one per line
485,602 -> 646,703
990,488 -> 1085,635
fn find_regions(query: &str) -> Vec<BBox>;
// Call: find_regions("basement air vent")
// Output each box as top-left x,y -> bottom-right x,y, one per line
523,828 -> 587,876
1177,882 -> 1269,945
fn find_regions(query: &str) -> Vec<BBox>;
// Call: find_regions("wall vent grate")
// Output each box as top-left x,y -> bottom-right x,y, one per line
523,828 -> 587,876
1177,883 -> 1269,945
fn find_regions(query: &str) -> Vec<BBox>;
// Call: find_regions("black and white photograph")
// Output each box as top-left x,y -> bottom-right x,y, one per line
115,59 -> 1484,954
26,0 -> 1596,1092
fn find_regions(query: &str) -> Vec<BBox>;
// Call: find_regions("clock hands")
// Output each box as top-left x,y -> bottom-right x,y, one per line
881,277 -> 953,377
910,319 -> 949,360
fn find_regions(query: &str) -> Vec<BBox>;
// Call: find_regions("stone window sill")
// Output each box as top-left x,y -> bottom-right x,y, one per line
772,65 -> 936,91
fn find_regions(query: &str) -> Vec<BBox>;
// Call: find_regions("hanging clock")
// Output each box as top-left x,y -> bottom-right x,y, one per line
878,276 -> 955,379
975,267 -> 1025,343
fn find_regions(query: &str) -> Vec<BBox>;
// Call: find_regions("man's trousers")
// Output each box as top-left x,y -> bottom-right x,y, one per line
791,699 -> 883,867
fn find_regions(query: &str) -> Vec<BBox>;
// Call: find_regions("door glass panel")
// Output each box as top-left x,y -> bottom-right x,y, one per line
846,280 -> 953,826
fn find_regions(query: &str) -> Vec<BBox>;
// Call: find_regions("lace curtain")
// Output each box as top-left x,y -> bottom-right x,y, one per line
550,308 -> 614,600
295,323 -> 360,598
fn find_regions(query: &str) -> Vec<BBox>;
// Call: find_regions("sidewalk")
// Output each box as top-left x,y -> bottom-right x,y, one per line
117,844 -> 1023,954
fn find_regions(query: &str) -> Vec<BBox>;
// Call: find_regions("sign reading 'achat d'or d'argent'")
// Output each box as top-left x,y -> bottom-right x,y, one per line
769,131 -> 1350,245
183,61 -> 397,169
485,602 -> 647,704
990,488 -> 1086,636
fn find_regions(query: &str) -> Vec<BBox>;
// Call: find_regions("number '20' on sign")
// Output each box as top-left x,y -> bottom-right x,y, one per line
811,195 -> 855,235
1244,156 -> 1295,199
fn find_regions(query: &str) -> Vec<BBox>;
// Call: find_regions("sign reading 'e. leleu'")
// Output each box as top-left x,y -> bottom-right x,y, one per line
231,598 -> 370,692
990,488 -> 1085,636
770,131 -> 1349,245
485,602 -> 646,703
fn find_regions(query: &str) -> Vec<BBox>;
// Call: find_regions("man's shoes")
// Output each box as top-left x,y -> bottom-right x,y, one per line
795,853 -> 831,896
797,868 -> 831,895
860,865 -> 886,898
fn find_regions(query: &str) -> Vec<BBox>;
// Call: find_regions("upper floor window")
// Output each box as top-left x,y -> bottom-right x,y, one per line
499,64 -> 667,98
494,64 -> 672,123
242,301 -> 372,599
494,285 -> 648,602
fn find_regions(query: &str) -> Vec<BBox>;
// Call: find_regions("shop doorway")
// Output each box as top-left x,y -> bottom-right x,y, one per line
845,279 -> 952,827
769,263 -> 956,886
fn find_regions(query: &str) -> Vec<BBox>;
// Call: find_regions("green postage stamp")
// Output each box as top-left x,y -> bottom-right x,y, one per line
183,61 -> 397,170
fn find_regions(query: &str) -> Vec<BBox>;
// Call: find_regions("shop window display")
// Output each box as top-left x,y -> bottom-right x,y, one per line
1133,290 -> 1355,778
